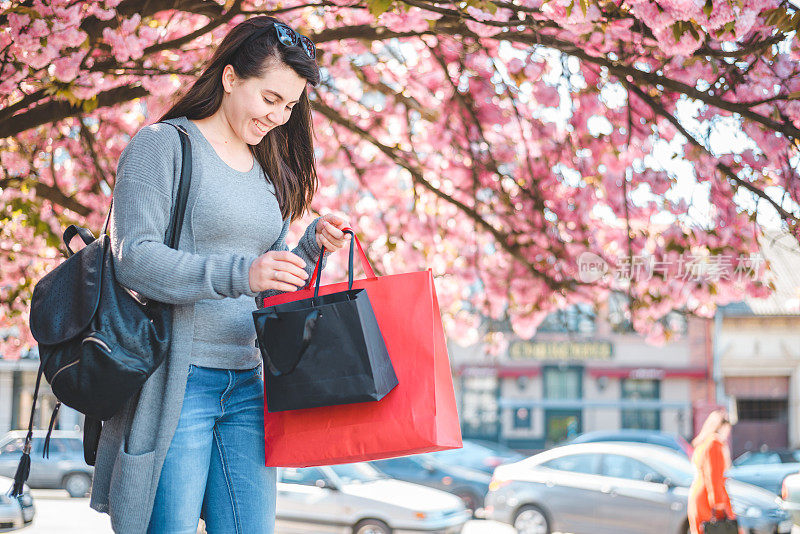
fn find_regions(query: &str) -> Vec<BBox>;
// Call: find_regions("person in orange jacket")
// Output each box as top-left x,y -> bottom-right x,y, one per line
688,409 -> 737,534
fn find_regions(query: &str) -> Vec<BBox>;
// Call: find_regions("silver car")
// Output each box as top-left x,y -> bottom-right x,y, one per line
0,475 -> 35,532
0,430 -> 93,498
485,442 -> 791,534
276,462 -> 470,534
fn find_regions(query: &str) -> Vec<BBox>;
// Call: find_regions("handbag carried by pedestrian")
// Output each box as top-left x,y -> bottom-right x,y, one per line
12,122 -> 192,496
702,518 -> 739,534
253,229 -> 398,412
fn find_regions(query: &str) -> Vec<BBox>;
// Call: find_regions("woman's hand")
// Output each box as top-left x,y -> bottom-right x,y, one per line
315,213 -> 351,253
249,251 -> 309,292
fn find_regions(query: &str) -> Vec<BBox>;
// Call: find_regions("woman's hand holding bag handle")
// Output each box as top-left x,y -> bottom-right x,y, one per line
257,229 -> 355,377
252,228 -> 398,412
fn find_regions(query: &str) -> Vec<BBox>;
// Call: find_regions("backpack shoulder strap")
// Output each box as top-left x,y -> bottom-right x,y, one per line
159,121 -> 192,249
99,120 -> 193,250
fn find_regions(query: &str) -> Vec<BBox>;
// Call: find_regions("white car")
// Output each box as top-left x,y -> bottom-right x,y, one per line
276,462 -> 470,534
0,475 -> 35,532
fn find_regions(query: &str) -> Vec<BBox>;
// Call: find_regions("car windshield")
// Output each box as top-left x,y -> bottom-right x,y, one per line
428,441 -> 490,462
644,451 -> 695,487
328,462 -> 388,484
734,451 -> 781,466
470,440 -> 522,456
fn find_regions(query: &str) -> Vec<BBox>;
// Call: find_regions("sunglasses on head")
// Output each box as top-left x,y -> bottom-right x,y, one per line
242,22 -> 316,60
273,22 -> 316,60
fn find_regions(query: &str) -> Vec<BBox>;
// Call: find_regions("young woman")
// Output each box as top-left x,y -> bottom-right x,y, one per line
88,16 -> 350,533
688,410 -> 738,534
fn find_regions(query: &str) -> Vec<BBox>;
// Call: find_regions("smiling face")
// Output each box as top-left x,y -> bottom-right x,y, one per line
220,57 -> 308,145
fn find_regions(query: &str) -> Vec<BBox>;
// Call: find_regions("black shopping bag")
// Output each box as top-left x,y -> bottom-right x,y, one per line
702,518 -> 739,534
252,230 -> 398,412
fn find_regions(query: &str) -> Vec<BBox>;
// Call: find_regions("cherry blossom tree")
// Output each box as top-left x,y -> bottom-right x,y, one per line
2,0 -> 799,357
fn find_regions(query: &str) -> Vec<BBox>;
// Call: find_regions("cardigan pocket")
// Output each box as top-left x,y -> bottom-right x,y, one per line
108,448 -> 156,529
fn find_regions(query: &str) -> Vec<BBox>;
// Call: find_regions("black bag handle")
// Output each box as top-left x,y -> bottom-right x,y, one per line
312,229 -> 356,299
63,225 -> 97,257
260,308 -> 321,377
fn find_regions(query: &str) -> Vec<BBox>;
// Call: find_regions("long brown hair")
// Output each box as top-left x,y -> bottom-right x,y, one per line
159,16 -> 320,222
692,409 -> 731,448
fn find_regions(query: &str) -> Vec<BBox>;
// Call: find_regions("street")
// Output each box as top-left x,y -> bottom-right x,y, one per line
17,489 -> 800,533
21,490 -> 516,533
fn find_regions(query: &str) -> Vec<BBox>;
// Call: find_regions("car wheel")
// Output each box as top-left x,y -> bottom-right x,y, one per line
63,473 -> 92,498
353,518 -> 391,534
513,504 -> 550,534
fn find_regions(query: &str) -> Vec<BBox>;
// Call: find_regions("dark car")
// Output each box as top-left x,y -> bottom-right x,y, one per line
0,431 -> 93,498
425,439 -> 525,475
570,429 -> 694,457
369,453 -> 491,516
726,449 -> 800,495
735,449 -> 800,466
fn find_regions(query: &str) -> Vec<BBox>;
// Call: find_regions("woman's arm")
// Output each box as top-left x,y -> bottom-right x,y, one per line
111,123 -> 259,305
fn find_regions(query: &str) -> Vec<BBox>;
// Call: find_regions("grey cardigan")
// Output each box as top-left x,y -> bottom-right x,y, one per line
88,118 -> 328,532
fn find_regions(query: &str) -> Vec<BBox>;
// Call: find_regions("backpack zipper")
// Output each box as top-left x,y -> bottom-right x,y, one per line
82,335 -> 111,353
51,359 -> 80,384
51,336 -> 111,384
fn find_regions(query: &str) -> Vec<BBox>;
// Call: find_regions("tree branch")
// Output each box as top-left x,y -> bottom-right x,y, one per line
1,84 -> 149,139
312,99 -> 577,292
623,79 -> 799,229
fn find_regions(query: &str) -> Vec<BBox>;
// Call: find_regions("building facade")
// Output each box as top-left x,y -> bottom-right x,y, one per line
451,301 -> 716,452
718,231 -> 800,457
0,351 -> 83,437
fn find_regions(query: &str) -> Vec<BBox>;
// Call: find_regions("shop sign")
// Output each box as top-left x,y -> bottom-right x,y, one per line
629,368 -> 666,380
508,340 -> 613,361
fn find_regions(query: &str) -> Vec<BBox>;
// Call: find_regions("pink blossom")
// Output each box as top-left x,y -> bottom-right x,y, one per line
1,150 -> 31,175
52,51 -> 85,82
7,13 -> 31,33
464,20 -> 503,37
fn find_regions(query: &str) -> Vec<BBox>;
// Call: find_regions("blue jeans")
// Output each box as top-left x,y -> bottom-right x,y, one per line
147,363 -> 276,534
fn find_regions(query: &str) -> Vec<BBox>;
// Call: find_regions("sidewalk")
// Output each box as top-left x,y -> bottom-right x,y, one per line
24,490 -> 514,533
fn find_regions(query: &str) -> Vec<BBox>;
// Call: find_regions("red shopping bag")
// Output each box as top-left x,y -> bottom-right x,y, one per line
260,229 -> 462,466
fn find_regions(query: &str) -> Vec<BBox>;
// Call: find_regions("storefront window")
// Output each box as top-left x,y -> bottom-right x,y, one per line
537,303 -> 596,334
543,367 -> 583,445
513,407 -> 532,429
621,378 -> 660,430
737,399 -> 788,422
460,374 -> 500,441
543,366 -> 583,399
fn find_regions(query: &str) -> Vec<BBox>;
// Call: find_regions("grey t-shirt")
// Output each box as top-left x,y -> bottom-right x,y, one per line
175,116 -> 284,370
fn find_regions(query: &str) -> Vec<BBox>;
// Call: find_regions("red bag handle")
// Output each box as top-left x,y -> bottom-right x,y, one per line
304,226 -> 377,291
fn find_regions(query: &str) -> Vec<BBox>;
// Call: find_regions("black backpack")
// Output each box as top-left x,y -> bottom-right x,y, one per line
12,122 -> 192,496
